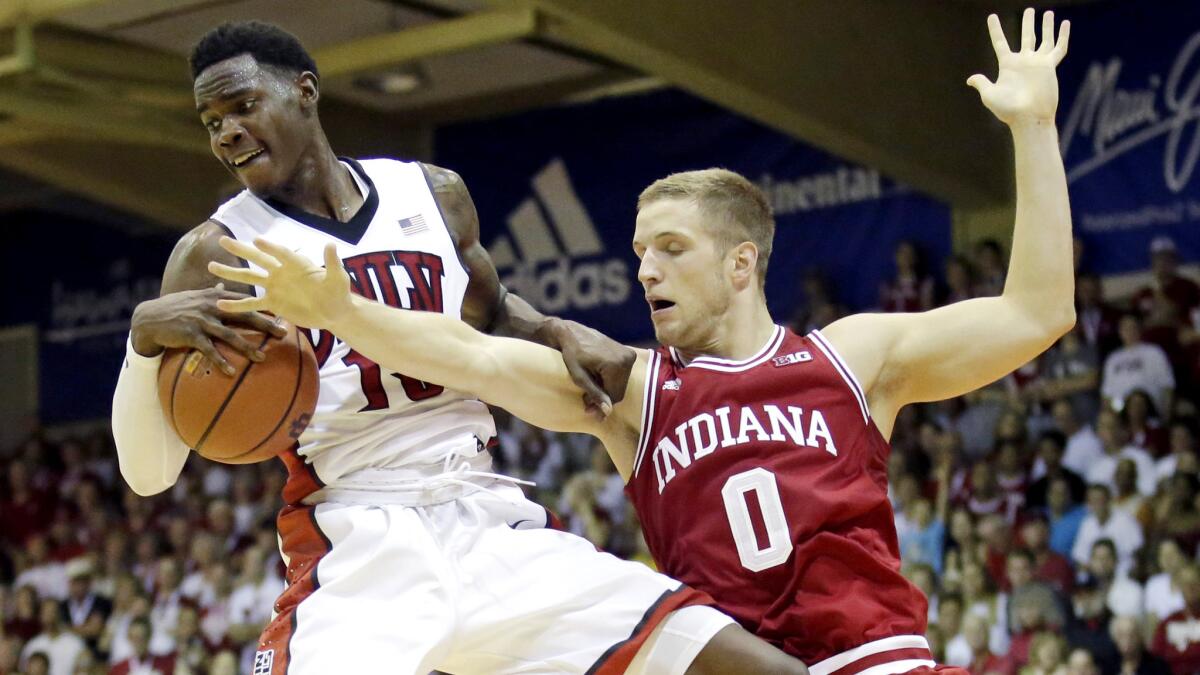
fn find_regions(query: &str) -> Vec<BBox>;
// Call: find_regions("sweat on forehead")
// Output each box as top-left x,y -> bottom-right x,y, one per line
194,55 -> 290,106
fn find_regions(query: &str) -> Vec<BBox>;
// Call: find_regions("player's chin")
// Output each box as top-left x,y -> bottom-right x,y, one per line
650,321 -> 680,347
238,168 -> 282,197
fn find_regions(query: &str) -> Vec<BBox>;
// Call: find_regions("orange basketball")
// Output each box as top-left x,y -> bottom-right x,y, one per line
158,320 -> 319,464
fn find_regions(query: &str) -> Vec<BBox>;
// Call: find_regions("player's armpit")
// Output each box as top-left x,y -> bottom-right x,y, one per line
821,296 -> 1071,429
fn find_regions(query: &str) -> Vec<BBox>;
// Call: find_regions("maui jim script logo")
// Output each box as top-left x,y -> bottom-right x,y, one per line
1061,30 -> 1200,193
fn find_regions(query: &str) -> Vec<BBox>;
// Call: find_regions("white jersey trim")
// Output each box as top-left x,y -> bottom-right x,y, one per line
808,328 -> 870,425
631,351 -> 662,481
410,161 -> 473,280
668,325 -> 785,373
808,635 -> 932,675
856,659 -> 937,675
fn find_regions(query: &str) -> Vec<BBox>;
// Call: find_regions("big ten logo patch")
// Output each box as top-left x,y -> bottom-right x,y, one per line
772,351 -> 812,368
253,649 -> 275,674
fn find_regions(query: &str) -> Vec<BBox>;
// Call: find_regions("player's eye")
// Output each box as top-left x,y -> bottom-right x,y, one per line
204,118 -> 221,132
239,99 -> 256,113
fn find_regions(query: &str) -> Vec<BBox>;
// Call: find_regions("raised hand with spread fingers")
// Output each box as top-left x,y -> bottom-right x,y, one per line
967,8 -> 1070,127
209,237 -> 354,329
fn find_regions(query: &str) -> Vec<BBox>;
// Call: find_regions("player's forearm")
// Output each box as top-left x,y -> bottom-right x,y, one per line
1002,120 -> 1076,334
489,289 -> 567,349
333,295 -> 497,399
331,296 -> 608,437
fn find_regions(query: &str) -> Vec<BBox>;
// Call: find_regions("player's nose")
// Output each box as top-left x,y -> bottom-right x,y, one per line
218,122 -> 244,147
637,253 -> 662,285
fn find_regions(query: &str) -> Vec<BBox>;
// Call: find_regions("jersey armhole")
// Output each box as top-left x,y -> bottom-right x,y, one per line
630,350 -> 663,481
808,329 -> 871,425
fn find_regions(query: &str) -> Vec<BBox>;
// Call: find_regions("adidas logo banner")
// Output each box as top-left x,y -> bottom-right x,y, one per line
487,158 -> 632,318
436,89 -> 950,342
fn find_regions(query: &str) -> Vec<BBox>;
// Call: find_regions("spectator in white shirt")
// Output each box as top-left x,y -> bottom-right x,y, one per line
1073,484 -> 1144,575
1157,421 -> 1198,485
1102,313 -> 1174,414
1087,409 -> 1157,497
20,598 -> 84,675
1042,400 -> 1105,480
14,535 -> 68,602
1145,539 -> 1187,621
1086,539 -> 1144,618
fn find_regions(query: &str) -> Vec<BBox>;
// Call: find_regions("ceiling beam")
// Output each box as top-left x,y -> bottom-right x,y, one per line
0,86 -> 208,153
0,0 -> 109,29
502,0 -> 1012,206
0,140 -> 226,227
313,6 -> 539,79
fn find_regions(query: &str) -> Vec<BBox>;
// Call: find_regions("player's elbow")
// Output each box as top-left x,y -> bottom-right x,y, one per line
116,453 -> 171,497
123,473 -> 170,497
1042,304 -> 1076,341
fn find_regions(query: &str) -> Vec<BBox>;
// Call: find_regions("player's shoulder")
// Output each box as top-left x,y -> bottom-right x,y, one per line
170,220 -> 227,260
418,161 -> 465,190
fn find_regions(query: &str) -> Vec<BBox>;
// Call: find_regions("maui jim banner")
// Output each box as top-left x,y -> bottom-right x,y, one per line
1058,0 -> 1200,274
435,90 -> 950,344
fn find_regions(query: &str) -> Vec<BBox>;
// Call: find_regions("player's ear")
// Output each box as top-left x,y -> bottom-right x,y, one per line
297,71 -> 319,113
730,241 -> 759,291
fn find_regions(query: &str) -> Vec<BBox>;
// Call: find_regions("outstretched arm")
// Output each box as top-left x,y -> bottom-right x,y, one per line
209,237 -> 646,474
822,10 -> 1074,437
425,164 -> 635,419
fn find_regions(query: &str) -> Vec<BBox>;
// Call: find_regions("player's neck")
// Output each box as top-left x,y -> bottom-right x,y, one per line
274,137 -> 363,222
680,301 -> 775,363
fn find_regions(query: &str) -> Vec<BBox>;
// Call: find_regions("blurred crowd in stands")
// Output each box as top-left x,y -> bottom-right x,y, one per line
3,233 -> 1200,675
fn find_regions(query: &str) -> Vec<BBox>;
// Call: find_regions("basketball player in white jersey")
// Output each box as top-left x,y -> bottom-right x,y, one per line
111,20 -> 804,675
210,10 -> 1074,675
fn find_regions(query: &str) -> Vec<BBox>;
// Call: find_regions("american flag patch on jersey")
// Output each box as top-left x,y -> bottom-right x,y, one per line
398,213 -> 429,234
252,649 -> 274,674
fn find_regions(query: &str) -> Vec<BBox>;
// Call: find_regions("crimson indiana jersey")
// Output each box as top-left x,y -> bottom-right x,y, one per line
625,325 -> 934,673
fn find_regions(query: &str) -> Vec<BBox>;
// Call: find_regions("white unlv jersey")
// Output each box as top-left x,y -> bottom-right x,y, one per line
213,158 -> 496,503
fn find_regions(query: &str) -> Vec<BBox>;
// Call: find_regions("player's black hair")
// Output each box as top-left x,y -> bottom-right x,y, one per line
190,21 -> 318,80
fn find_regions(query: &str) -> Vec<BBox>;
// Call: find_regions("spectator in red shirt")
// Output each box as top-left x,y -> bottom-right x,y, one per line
1019,513 -> 1075,595
1134,236 -> 1200,323
880,240 -> 935,312
0,460 -> 54,547
1076,273 -> 1121,358
108,617 -> 174,675
1152,564 -> 1200,675
940,255 -> 975,306
4,585 -> 40,642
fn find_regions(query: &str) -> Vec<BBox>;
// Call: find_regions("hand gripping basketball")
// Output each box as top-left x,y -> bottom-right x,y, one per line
208,237 -> 354,330
966,9 -> 1070,126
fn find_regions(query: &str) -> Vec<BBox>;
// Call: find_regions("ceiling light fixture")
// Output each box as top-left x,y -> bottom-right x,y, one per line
354,64 -> 429,96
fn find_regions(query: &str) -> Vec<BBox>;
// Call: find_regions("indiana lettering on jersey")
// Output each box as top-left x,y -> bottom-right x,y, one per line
306,250 -> 447,410
653,403 -> 837,493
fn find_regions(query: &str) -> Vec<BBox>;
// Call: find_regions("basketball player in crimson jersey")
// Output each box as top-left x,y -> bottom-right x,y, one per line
212,9 -> 1073,675
113,21 -> 805,675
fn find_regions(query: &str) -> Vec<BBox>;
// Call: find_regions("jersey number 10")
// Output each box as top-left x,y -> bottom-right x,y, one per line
721,468 -> 793,572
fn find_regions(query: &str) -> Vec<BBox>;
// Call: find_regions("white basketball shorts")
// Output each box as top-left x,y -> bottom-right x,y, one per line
252,484 -> 716,674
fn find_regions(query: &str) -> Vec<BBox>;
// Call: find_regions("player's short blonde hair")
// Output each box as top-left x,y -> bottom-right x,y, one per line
637,168 -> 774,289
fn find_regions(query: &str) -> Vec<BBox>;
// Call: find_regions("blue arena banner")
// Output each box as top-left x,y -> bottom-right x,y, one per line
2,211 -> 174,422
1057,0 -> 1200,275
435,89 -> 951,344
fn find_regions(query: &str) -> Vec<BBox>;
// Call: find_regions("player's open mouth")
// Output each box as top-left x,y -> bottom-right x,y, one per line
230,148 -> 265,168
648,298 -> 676,316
